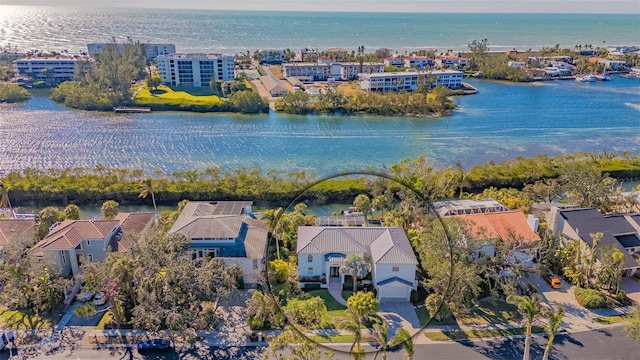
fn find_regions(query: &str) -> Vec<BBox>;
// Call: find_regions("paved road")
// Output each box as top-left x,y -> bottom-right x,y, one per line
5,327 -> 640,360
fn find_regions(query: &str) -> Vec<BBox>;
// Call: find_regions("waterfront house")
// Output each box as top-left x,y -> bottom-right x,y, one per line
296,226 -> 418,301
111,212 -> 155,253
32,220 -> 122,277
260,75 -> 288,97
167,201 -> 267,284
435,55 -> 468,68
359,69 -> 463,92
507,61 -> 526,68
430,198 -> 509,217
404,56 -> 434,68
552,208 -> 640,277
282,62 -> 330,81
384,56 -> 403,68
157,53 -> 235,87
298,47 -> 318,62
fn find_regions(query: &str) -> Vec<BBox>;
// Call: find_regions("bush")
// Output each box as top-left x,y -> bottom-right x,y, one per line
304,283 -> 322,291
410,290 -> 419,304
236,276 -> 245,290
616,290 -> 627,303
574,288 -> 607,309
249,316 -> 264,330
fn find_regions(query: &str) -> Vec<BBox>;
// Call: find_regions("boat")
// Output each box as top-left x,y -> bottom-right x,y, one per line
575,74 -> 595,82
595,73 -> 612,81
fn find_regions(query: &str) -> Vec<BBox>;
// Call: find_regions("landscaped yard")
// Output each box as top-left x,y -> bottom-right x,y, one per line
0,308 -> 58,330
95,310 -> 114,329
134,84 -> 225,107
309,334 -> 356,343
305,289 -> 349,328
593,315 -> 625,325
417,299 -> 523,327
424,326 -> 545,341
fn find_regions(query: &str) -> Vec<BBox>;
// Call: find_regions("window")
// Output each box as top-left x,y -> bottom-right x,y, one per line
308,254 -> 313,262
86,240 -> 91,246
392,266 -> 400,272
307,267 -> 313,275
61,251 -> 66,265
87,254 -> 94,262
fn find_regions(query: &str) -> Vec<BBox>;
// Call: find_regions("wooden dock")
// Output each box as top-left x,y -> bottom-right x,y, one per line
113,107 -> 151,113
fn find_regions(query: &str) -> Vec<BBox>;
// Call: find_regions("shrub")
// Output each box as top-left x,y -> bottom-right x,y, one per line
616,290 -> 627,303
249,316 -> 264,330
304,283 -> 322,291
574,288 -> 607,309
410,290 -> 419,304
236,276 -> 245,290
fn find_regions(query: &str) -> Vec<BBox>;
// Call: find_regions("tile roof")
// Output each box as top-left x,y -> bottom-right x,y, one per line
33,220 -> 119,251
559,208 -> 640,269
453,210 -> 541,245
297,227 -> 418,265
0,219 -> 35,247
112,212 -> 155,252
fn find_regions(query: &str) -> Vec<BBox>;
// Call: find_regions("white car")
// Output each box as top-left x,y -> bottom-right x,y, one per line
93,292 -> 106,306
77,291 -> 93,303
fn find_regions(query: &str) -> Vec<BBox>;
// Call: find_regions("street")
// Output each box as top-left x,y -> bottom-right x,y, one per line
4,327 -> 640,360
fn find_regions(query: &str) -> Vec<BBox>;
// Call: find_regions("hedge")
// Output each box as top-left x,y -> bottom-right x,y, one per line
574,288 -> 607,309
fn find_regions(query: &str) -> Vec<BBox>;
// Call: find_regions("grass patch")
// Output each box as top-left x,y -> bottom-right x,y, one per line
336,82 -> 365,97
305,289 -> 346,311
419,299 -> 523,328
424,326 -> 545,341
309,334 -> 356,343
95,310 -> 114,329
0,308 -> 58,330
594,315 -> 625,325
342,290 -> 354,301
134,85 -> 225,106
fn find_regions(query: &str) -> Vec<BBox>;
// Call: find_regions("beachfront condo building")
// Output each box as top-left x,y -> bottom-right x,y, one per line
282,63 -> 331,81
14,55 -> 93,82
359,70 -> 464,92
87,43 -> 176,62
156,53 -> 235,87
283,62 -> 384,81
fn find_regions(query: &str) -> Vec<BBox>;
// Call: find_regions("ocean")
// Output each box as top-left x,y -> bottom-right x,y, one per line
0,6 -> 638,54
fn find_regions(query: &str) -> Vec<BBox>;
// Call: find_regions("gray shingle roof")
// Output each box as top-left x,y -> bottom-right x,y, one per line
297,227 -> 418,265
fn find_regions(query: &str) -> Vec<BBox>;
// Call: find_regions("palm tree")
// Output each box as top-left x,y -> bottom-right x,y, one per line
391,328 -> 414,360
138,178 -> 157,214
262,207 -> 284,259
371,321 -> 390,360
0,180 -> 10,209
353,194 -> 372,224
542,305 -> 565,360
339,253 -> 371,292
335,310 -> 363,353
507,294 -> 543,360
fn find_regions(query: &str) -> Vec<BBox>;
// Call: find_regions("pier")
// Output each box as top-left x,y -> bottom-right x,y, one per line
113,107 -> 151,113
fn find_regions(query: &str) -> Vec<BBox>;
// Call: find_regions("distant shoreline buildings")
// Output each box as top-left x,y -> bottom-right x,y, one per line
156,53 -> 235,87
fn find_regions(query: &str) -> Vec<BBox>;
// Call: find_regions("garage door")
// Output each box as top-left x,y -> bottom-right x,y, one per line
378,284 -> 410,301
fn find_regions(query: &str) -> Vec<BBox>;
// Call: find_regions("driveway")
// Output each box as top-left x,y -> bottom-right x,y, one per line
65,302 -> 110,327
523,273 -> 592,329
621,277 -> 640,303
378,301 -> 421,336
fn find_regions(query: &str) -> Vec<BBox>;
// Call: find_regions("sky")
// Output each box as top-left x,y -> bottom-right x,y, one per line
3,0 -> 640,13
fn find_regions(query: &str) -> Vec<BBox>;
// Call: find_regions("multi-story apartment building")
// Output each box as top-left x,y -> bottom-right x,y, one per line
157,53 -> 235,87
13,55 -> 92,82
359,70 -> 464,92
259,49 -> 285,64
339,62 -> 385,80
282,62 -> 331,81
87,43 -> 176,62
435,55 -> 469,68
404,56 -> 434,68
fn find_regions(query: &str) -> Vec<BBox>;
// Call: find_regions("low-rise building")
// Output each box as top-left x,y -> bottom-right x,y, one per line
404,56 -> 434,68
339,62 -> 384,80
431,198 -> 509,217
87,43 -> 176,62
13,55 -> 92,82
435,55 -> 468,68
111,212 -> 155,253
384,56 -> 403,68
507,61 -> 526,68
0,219 -> 35,251
282,62 -> 330,81
359,70 -> 464,92
259,49 -> 285,64
260,75 -> 288,97
157,53 -> 235,87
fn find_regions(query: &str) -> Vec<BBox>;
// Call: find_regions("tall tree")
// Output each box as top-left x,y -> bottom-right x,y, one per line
542,305 -> 565,360
35,206 -> 63,240
353,194 -> 372,224
347,291 -> 379,323
624,306 -> 640,342
507,294 -> 544,360
391,328 -> 415,360
101,200 -> 119,219
371,321 -> 390,360
138,178 -> 157,214
266,325 -> 335,360
63,204 -> 80,220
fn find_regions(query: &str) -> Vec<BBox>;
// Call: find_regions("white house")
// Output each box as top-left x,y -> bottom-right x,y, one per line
339,62 -> 385,80
14,55 -> 92,82
404,56 -> 434,68
282,62 -> 330,81
296,226 -> 418,301
157,53 -> 235,87
359,70 -> 463,92
435,55 -> 468,68
384,56 -> 403,68
507,61 -> 526,68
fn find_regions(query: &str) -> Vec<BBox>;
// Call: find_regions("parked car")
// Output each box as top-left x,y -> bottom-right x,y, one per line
137,338 -> 171,352
0,332 -> 9,351
93,292 -> 106,306
77,291 -> 93,303
544,273 -> 562,289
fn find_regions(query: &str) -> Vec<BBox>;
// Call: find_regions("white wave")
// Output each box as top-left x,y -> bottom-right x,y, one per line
625,103 -> 640,112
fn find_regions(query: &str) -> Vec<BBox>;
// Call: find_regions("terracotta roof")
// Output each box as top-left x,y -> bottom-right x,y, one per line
33,220 -> 119,251
0,219 -> 35,247
454,210 -> 541,245
113,212 -> 155,252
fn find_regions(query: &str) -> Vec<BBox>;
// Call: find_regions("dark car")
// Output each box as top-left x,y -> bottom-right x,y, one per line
137,339 -> 171,352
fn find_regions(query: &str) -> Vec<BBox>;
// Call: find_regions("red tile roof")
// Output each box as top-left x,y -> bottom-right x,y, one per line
454,210 -> 540,246
33,220 -> 119,250
0,219 -> 35,247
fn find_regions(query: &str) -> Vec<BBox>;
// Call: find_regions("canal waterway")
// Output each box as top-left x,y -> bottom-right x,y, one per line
1,78 -> 639,178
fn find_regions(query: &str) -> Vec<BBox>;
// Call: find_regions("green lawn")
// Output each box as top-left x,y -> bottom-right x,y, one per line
424,326 -> 545,341
417,299 -> 523,327
134,84 -> 225,106
0,308 -> 58,330
95,310 -> 114,329
305,289 -> 348,329
342,290 -> 354,301
309,334 -> 356,343
593,315 -> 625,325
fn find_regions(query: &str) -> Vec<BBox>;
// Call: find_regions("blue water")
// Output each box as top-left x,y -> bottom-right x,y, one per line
1,77 -> 639,177
1,6 -> 638,54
